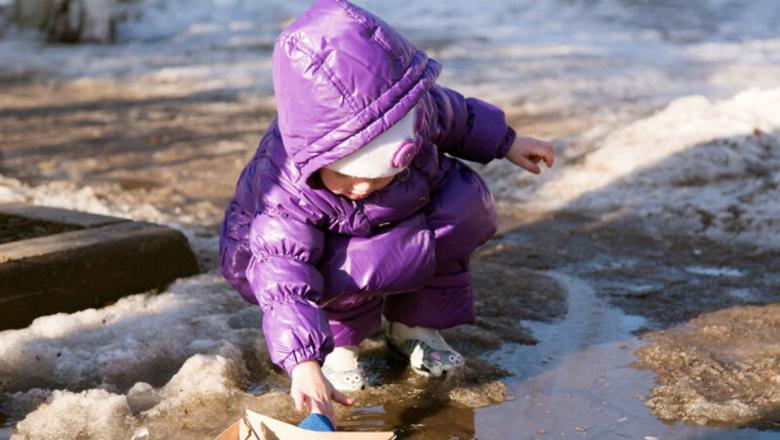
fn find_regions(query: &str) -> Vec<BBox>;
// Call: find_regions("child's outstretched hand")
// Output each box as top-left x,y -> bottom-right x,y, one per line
505,135 -> 555,174
290,360 -> 354,427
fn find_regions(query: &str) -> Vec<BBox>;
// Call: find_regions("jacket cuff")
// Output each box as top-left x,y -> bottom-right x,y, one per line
495,125 -> 517,159
280,343 -> 329,376
463,97 -> 512,164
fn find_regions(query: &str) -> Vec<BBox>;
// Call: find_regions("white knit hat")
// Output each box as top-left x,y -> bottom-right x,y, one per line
326,107 -> 420,178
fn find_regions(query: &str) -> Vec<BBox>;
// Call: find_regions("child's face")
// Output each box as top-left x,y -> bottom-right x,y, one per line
319,168 -> 395,200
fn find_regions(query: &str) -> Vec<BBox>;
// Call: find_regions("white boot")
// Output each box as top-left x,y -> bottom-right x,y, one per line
321,345 -> 366,392
386,321 -> 465,377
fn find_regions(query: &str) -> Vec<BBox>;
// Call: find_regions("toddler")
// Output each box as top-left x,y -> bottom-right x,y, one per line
219,0 -> 554,425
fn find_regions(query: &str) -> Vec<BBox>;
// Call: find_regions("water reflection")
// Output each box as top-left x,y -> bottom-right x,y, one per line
342,402 -> 475,439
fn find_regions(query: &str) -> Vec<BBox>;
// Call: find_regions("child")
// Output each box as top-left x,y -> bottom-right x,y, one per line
219,0 -> 554,425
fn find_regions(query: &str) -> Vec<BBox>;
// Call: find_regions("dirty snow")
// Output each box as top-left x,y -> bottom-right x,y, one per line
0,274 -> 261,395
485,88 -> 780,249
0,175 -> 167,223
12,344 -> 255,440
1,274 -> 266,439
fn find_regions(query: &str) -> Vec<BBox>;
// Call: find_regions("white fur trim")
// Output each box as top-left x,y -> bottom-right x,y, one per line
326,108 -> 416,178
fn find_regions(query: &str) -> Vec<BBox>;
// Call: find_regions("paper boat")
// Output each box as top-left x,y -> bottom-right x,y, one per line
215,408 -> 395,440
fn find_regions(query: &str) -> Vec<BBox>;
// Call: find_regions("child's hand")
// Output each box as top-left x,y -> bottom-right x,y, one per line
290,360 -> 354,427
505,135 -> 555,174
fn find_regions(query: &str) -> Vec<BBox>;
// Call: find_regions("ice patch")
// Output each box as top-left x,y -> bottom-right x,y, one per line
619,313 -> 649,332
622,283 -> 664,298
131,427 -> 149,440
126,382 -> 160,413
727,288 -> 756,301
685,266 -> 745,278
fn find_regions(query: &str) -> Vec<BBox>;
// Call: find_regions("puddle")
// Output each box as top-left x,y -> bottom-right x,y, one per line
0,411 -> 12,440
0,412 -> 9,440
470,271 -> 774,439
341,404 -> 477,439
279,270 -> 778,439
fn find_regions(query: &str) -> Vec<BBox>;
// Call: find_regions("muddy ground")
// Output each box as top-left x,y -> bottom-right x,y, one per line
0,79 -> 272,225
1,77 -> 780,438
0,79 -> 576,227
636,305 -> 780,429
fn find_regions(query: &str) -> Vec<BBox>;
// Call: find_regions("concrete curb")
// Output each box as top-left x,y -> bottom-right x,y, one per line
0,204 -> 200,330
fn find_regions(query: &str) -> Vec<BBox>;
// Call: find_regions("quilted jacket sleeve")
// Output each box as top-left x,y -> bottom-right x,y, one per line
245,210 -> 334,376
428,83 -> 517,164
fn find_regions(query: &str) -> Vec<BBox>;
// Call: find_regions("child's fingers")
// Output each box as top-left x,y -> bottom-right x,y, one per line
311,398 -> 336,427
544,154 -> 554,167
516,156 -> 542,174
531,141 -> 555,167
543,145 -> 555,167
292,390 -> 304,412
332,389 -> 354,406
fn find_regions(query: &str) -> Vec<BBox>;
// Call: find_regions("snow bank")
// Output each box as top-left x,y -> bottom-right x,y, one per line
0,274 -> 262,396
11,344 -> 254,439
487,87 -> 780,249
0,273 -> 269,437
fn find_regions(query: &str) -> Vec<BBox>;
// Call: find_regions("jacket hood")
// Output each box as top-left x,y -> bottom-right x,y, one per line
272,0 -> 442,184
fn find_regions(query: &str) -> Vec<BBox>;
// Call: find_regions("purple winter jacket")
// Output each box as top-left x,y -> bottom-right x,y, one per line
219,0 -> 517,375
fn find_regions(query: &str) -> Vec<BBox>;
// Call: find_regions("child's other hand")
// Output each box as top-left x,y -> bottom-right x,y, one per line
290,360 -> 354,427
505,135 -> 556,174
